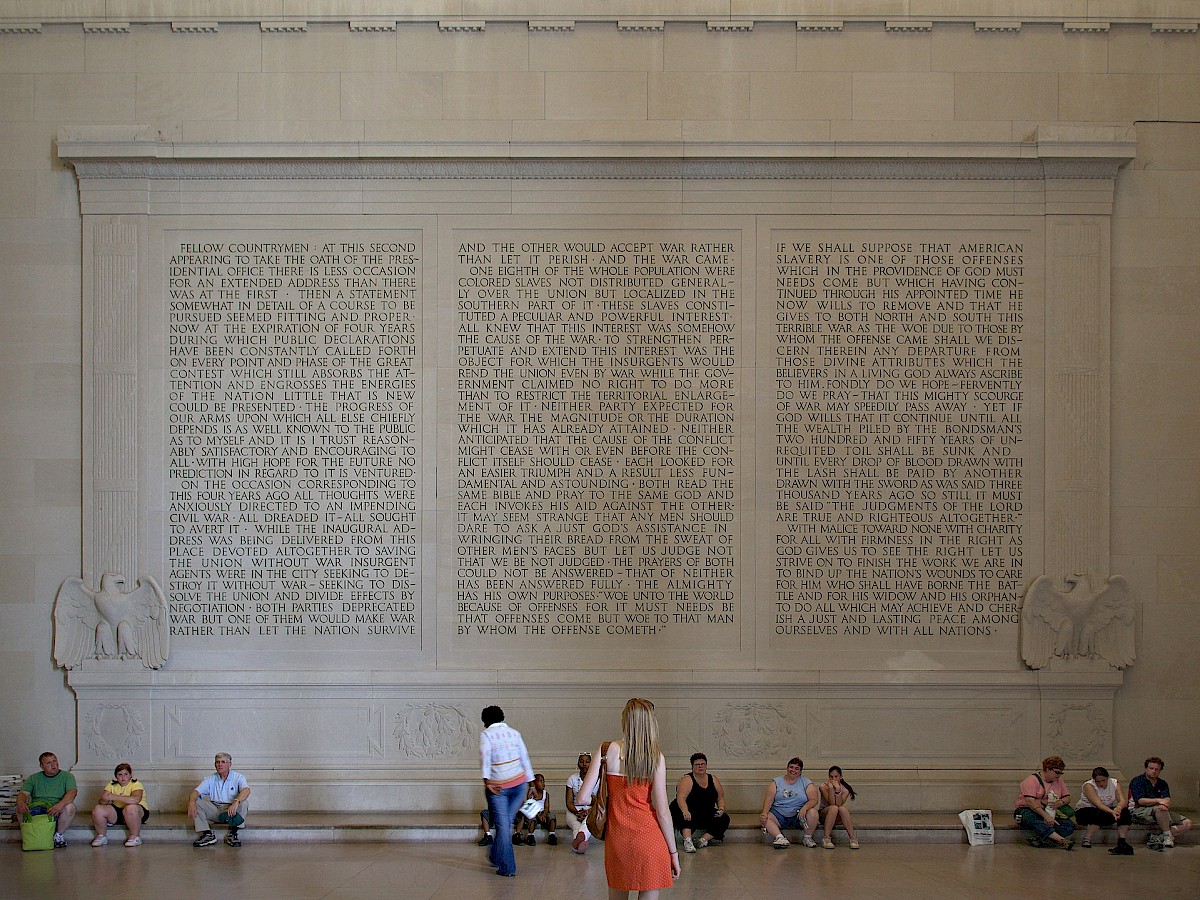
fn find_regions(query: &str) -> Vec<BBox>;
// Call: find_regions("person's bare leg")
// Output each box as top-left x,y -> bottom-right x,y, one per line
838,806 -> 857,841
803,807 -> 819,841
92,805 -> 113,837
1155,806 -> 1171,836
122,803 -> 142,839
823,805 -> 838,839
763,813 -> 784,839
56,803 -> 77,833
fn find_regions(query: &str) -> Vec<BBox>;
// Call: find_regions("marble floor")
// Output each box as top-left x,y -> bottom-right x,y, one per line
7,837 -> 1199,899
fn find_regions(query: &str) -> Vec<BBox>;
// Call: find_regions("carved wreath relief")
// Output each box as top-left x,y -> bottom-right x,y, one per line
83,704 -> 145,759
394,703 -> 474,758
714,703 -> 798,759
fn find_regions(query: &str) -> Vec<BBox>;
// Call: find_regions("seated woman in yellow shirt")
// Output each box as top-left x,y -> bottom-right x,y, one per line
91,762 -> 150,847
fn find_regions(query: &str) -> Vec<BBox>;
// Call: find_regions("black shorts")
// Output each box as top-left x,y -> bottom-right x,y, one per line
1075,806 -> 1129,827
109,804 -> 150,824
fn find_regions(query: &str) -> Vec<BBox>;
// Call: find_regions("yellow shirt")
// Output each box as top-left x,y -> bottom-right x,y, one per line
106,779 -> 148,810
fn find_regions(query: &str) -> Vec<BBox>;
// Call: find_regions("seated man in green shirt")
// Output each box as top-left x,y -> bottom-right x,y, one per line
16,751 -> 78,848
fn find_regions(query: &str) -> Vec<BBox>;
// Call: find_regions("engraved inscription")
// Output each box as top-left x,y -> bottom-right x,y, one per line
771,232 -> 1028,650
165,234 -> 421,648
452,231 -> 740,649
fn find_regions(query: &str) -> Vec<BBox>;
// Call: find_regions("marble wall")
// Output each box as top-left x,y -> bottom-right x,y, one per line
1,4 -> 1198,813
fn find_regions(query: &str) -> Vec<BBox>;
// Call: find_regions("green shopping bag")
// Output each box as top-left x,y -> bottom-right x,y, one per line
21,813 -> 56,851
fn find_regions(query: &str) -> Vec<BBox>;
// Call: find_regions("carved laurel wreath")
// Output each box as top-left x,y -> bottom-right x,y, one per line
714,703 -> 798,759
393,703 -> 474,759
1047,702 -> 1106,760
83,704 -> 145,759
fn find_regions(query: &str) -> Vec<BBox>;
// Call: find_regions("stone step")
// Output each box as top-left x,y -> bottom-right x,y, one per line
8,811 -> 1158,846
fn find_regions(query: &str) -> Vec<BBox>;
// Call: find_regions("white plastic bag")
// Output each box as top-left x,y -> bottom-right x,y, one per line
959,809 -> 994,845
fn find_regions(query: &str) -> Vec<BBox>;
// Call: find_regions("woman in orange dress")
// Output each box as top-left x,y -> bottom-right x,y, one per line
578,698 -> 680,900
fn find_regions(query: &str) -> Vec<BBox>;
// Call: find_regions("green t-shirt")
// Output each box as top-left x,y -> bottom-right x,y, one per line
21,770 -> 77,806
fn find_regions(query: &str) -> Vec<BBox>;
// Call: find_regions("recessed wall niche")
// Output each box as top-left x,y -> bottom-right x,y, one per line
60,132 -> 1133,812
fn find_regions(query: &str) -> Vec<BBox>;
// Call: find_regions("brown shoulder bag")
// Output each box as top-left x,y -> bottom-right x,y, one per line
585,741 -> 612,841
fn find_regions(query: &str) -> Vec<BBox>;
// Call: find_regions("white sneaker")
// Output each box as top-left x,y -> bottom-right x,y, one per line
683,837 -> 696,853
696,837 -> 708,849
803,834 -> 817,848
772,834 -> 790,849
822,838 -> 834,849
1162,835 -> 1175,848
849,839 -> 860,850
90,835 -> 108,847
124,836 -> 142,847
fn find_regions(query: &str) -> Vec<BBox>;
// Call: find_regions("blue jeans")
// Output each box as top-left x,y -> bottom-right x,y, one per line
487,782 -> 526,876
1016,807 -> 1075,843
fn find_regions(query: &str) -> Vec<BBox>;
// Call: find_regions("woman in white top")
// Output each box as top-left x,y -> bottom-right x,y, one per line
1076,766 -> 1132,854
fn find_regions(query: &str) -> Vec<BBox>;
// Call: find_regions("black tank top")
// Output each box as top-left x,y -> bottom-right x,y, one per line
685,772 -> 718,814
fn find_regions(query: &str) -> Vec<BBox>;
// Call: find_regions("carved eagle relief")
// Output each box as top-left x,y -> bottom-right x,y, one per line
54,574 -> 169,669
1020,574 -> 1135,669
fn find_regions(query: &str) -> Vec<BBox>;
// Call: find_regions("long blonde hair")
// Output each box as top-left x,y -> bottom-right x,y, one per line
620,698 -> 661,783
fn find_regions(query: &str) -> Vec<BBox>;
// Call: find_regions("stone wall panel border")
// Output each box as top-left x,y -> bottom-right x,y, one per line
59,133 -> 1132,811
1044,216 -> 1110,580
159,701 -> 386,761
85,216 -> 141,584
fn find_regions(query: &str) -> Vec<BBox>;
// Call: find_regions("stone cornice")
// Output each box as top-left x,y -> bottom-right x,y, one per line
62,155 -> 1131,185
2,4 -> 1198,31
57,127 -> 1136,184
67,667 -> 1123,693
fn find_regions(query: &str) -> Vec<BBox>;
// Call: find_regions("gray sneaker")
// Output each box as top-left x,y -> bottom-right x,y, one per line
802,834 -> 817,848
193,831 -> 217,847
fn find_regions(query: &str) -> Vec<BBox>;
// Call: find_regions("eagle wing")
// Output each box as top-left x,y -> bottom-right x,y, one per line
115,576 -> 170,669
1020,575 -> 1069,669
1082,575 -> 1136,668
53,577 -> 101,669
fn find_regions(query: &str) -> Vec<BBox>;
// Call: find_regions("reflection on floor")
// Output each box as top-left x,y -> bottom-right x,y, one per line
8,836 -> 1199,899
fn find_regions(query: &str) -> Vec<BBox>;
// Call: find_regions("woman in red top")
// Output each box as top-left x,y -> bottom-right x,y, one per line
579,698 -> 681,899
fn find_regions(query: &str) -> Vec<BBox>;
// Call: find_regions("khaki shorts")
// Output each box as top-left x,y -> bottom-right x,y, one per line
1130,805 -> 1187,827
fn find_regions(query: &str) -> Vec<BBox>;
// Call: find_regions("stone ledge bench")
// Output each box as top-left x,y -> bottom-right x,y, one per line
4,811 -> 1179,845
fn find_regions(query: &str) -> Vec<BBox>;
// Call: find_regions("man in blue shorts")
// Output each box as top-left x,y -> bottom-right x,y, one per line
760,757 -> 819,848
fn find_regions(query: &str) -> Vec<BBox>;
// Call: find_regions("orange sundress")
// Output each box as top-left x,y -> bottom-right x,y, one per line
604,773 -> 673,891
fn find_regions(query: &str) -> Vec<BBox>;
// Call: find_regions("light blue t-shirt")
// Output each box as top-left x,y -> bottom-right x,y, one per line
770,774 -> 813,818
195,770 -> 249,804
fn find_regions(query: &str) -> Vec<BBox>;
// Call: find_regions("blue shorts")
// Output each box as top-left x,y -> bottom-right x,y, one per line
772,812 -> 805,830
